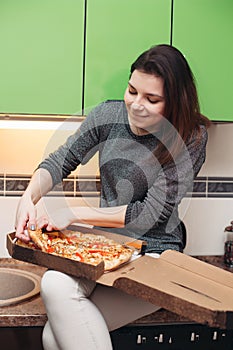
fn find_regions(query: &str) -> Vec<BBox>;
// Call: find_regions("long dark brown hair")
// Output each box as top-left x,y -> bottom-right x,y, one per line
130,44 -> 211,165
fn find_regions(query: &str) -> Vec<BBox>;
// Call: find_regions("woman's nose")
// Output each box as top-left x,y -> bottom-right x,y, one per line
131,102 -> 144,111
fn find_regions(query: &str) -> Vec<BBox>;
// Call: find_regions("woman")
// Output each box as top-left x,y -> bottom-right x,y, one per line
15,44 -> 210,349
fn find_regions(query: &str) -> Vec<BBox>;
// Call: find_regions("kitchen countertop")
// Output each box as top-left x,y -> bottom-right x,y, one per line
0,258 -> 47,327
0,255 -> 232,327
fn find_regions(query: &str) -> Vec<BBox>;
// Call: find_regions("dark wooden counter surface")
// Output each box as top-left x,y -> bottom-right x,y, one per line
0,256 -> 231,327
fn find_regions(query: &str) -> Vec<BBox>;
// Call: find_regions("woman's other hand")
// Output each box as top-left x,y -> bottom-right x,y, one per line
36,207 -> 75,232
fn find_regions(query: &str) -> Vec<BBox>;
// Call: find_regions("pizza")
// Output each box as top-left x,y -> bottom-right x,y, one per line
18,227 -> 134,271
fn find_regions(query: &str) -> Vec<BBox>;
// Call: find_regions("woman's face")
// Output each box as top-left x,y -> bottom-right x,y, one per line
124,69 -> 165,135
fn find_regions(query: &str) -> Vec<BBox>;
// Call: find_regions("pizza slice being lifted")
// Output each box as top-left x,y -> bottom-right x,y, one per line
24,227 -> 134,271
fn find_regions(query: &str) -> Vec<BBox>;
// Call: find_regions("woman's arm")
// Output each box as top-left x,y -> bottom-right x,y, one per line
36,205 -> 127,232
16,167 -> 127,235
15,104 -> 112,238
26,168 -> 53,204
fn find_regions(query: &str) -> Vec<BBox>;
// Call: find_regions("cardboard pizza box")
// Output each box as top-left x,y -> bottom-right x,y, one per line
6,226 -> 143,281
6,226 -> 233,329
7,231 -> 105,281
98,250 -> 233,329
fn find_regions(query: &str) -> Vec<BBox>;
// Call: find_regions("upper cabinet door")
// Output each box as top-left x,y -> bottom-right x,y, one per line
173,0 -> 233,121
84,0 -> 171,112
0,0 -> 84,114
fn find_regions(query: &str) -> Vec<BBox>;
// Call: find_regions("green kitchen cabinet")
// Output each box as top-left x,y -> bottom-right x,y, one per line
173,0 -> 233,121
84,0 -> 171,112
0,0 -> 84,115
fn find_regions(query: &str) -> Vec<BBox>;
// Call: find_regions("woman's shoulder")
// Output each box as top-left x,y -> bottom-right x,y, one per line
186,124 -> 208,151
199,124 -> 209,142
90,99 -> 125,113
187,123 -> 208,141
198,124 -> 208,139
93,100 -> 126,121
82,100 -> 127,134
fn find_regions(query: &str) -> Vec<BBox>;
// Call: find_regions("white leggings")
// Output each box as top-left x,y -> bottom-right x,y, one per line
41,270 -> 160,350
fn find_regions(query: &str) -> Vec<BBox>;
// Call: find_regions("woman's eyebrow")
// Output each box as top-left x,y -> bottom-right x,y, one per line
128,82 -> 136,89
128,82 -> 164,98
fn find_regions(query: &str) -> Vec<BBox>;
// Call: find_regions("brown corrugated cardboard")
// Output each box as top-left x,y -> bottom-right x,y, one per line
98,250 -> 233,329
7,232 -> 105,281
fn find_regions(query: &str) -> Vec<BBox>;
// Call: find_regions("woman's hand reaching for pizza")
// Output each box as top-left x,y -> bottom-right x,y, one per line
15,193 -> 37,243
15,168 -> 54,241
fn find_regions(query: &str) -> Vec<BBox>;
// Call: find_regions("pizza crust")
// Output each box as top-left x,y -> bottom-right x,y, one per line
27,227 -> 45,251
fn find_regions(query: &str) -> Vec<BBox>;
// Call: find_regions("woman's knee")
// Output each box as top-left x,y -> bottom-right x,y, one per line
41,270 -> 96,303
41,270 -> 73,302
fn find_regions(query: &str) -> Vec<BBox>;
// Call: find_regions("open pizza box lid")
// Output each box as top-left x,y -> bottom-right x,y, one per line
6,225 -> 233,329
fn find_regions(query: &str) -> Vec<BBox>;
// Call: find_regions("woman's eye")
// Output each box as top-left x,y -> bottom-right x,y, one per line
128,89 -> 137,95
148,99 -> 158,104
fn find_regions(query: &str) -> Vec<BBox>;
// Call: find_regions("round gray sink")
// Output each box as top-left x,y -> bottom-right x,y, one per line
0,268 -> 41,307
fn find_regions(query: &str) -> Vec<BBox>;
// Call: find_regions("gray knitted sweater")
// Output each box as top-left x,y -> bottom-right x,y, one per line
38,100 -> 208,253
